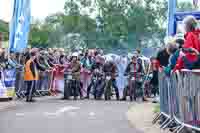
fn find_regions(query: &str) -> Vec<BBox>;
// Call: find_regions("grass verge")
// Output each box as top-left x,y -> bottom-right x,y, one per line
153,104 -> 160,113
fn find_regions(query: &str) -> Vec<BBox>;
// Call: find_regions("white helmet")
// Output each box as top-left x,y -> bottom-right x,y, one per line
106,56 -> 113,62
175,33 -> 184,41
72,52 -> 79,57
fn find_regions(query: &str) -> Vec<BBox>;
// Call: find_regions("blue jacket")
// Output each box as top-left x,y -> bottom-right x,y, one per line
164,50 -> 180,76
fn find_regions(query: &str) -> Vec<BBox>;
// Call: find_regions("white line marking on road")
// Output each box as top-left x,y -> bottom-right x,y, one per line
68,112 -> 77,117
16,113 -> 25,116
89,112 -> 95,116
57,106 -> 80,114
44,112 -> 58,116
88,112 -> 96,119
44,106 -> 80,117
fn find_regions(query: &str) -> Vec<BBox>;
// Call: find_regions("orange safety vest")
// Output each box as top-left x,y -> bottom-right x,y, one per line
24,59 -> 39,81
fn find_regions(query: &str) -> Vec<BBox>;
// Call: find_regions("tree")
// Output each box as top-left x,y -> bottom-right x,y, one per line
61,33 -> 87,51
0,20 -> 9,41
64,0 -> 80,15
29,20 -> 53,48
94,0 -> 164,48
177,1 -> 197,12
45,12 -> 65,26
29,0 -> 182,50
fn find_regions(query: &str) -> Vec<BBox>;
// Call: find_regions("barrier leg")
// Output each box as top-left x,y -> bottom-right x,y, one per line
33,92 -> 38,97
19,93 -> 24,99
172,124 -> 184,133
160,117 -> 170,128
172,125 -> 181,133
21,91 -> 26,98
36,90 -> 42,97
152,113 -> 162,124
176,125 -> 184,133
16,92 -> 22,99
162,118 -> 174,130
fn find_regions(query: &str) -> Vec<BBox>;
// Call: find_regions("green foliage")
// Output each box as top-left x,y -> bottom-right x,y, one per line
62,15 -> 96,33
64,0 -> 80,15
28,0 -> 196,51
177,1 -> 197,12
0,20 -> 9,41
154,104 -> 160,113
0,20 -> 8,32
29,22 -> 52,48
94,0 -> 165,48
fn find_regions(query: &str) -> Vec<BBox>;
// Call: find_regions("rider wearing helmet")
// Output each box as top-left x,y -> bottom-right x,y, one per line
103,59 -> 120,100
81,50 -> 95,95
122,54 -> 143,101
86,55 -> 104,99
70,53 -> 82,100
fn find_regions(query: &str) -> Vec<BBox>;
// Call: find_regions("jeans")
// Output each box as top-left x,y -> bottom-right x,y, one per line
70,80 -> 82,99
104,79 -> 119,99
87,78 -> 101,99
112,79 -> 120,99
122,80 -> 142,100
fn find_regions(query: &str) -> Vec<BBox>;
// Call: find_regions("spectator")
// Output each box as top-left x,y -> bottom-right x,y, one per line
81,50 -> 94,93
164,37 -> 181,75
174,16 -> 200,70
156,37 -> 175,68
150,57 -> 159,99
0,48 -> 6,69
24,51 -> 39,102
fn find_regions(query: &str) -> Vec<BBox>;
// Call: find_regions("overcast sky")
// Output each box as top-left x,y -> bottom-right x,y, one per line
0,0 -> 193,22
0,0 -> 65,22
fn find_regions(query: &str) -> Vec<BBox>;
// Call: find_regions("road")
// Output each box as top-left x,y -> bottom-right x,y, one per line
0,98 -> 144,133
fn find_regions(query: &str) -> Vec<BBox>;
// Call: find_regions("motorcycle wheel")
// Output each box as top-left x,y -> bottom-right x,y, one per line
63,80 -> 70,99
130,81 -> 136,101
105,81 -> 111,100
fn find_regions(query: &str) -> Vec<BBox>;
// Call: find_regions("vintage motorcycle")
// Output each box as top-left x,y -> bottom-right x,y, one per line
125,72 -> 144,101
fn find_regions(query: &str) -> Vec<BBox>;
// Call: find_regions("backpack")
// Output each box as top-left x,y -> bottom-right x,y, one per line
181,53 -> 199,70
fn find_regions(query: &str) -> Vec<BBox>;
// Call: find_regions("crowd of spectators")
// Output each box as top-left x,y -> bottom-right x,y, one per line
156,16 -> 200,76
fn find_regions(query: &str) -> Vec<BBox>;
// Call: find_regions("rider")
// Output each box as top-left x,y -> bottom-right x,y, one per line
70,53 -> 82,100
86,55 -> 104,99
121,54 -> 143,101
81,50 -> 94,94
103,59 -> 120,100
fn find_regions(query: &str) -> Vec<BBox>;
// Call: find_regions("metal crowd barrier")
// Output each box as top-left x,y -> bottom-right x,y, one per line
153,70 -> 200,132
15,68 -> 26,98
15,70 -> 53,98
36,71 -> 52,96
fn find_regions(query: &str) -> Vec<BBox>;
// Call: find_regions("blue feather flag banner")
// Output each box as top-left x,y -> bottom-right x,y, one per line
9,0 -> 31,53
167,0 -> 176,36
